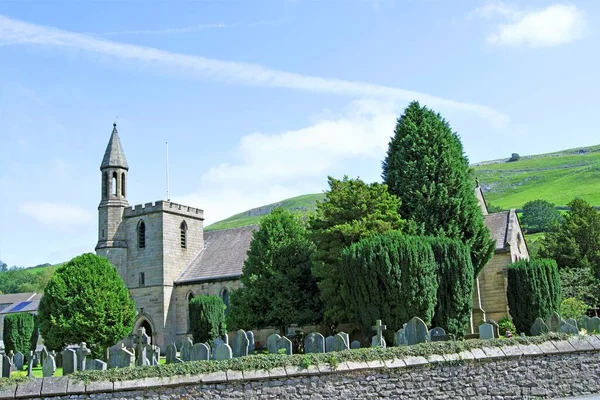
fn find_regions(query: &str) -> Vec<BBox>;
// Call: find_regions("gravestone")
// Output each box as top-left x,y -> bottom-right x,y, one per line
13,351 -> 24,371
76,343 -> 91,371
109,344 -> 135,368
232,329 -> 249,358
86,359 -> 107,371
267,333 -> 281,354
305,332 -> 325,354
590,317 -> 600,333
55,351 -> 62,368
394,327 -> 407,346
371,320 -> 387,348
191,343 -> 210,361
405,317 -> 429,345
31,350 -> 39,368
40,347 -> 49,365
62,349 -> 77,375
276,336 -> 293,355
479,323 -> 495,340
180,338 -> 193,362
42,354 -> 56,377
566,318 -> 578,329
325,336 -> 335,353
149,345 -> 160,366
166,343 -> 178,364
215,343 -> 232,361
333,332 -> 349,352
2,355 -> 13,378
430,327 -> 447,342
247,331 -> 255,353
351,340 -> 361,349
135,328 -> 152,366
27,352 -> 33,377
530,317 -> 549,336
547,312 -> 564,333
583,316 -> 592,332
559,322 -> 579,335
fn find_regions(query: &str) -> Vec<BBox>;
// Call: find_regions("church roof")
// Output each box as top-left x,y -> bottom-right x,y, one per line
101,124 -> 129,170
175,225 -> 257,284
485,211 -> 510,251
0,293 -> 41,315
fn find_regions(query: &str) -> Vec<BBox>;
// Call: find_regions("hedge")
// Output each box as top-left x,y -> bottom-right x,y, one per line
3,312 -> 35,355
189,296 -> 227,344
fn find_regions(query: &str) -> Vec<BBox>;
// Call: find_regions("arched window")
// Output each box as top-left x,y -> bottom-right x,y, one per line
112,172 -> 117,196
180,221 -> 188,249
187,292 -> 195,333
121,173 -> 126,198
220,288 -> 230,314
102,172 -> 108,199
138,220 -> 146,249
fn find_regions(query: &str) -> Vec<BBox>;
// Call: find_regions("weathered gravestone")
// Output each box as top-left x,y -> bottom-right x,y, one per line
559,322 -> 579,335
86,359 -> 107,371
2,355 -> 13,378
333,332 -> 349,352
31,350 -> 39,368
371,336 -> 386,348
371,320 -> 386,348
430,327 -> 448,342
590,317 -> 600,333
211,338 -> 225,360
479,323 -> 495,340
267,333 -> 281,354
180,338 -> 193,362
27,352 -> 33,377
547,312 -> 565,333
62,348 -> 77,375
247,331 -> 255,353
215,343 -> 232,361
150,345 -> 160,366
566,318 -> 578,329
165,343 -> 178,364
191,343 -> 210,361
325,335 -> 335,353
54,351 -> 62,368
13,351 -> 24,371
530,317 -> 549,336
109,344 -> 135,368
40,347 -> 49,365
276,336 -> 293,355
232,330 -> 249,358
76,343 -> 91,371
405,317 -> 428,345
394,327 -> 407,346
42,354 -> 56,377
305,332 -> 325,354
351,340 -> 361,349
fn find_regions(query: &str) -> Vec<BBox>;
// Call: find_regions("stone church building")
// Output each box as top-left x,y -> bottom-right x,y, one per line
96,124 -> 528,350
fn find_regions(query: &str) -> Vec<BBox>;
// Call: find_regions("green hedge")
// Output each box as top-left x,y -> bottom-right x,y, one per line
3,312 -> 35,355
507,259 -> 562,334
189,296 -> 227,344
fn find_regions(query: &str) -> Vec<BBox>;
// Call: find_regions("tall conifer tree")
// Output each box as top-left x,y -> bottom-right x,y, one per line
382,101 -> 494,275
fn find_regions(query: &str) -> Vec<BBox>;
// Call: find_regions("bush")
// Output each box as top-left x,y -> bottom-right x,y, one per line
427,237 -> 474,337
341,232 -> 438,341
498,316 -> 516,337
508,153 -> 521,162
189,296 -> 227,344
3,312 -> 35,355
507,259 -> 562,334
560,297 -> 588,321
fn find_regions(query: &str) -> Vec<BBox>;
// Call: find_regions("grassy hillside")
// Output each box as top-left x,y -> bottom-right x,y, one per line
204,193 -> 326,231
473,145 -> 600,210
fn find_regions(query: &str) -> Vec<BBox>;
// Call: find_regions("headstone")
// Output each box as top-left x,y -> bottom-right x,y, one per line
547,312 -> 565,333
76,343 -> 91,371
62,348 -> 77,375
31,350 -> 39,368
559,322 -> 579,335
479,323 -> 494,340
333,332 -> 349,352
430,327 -> 447,342
583,316 -> 592,332
371,320 -> 387,348
86,359 -> 107,371
42,354 -> 56,377
2,355 -> 13,378
40,347 -> 49,365
488,320 -> 500,338
191,343 -> 210,361
305,332 -> 325,354
530,317 -> 549,336
276,336 -> 293,355
215,343 -> 232,361
394,327 -> 407,346
165,343 -> 178,364
325,335 -> 335,352
150,345 -> 160,366
267,333 -> 281,354
371,336 -> 386,348
55,351 -> 62,368
13,351 -> 24,371
232,329 -> 249,358
109,344 -> 135,369
566,318 -> 578,329
247,331 -> 255,353
405,317 -> 429,345
590,317 -> 600,333
351,340 -> 361,349
180,337 -> 193,362
26,352 -> 33,377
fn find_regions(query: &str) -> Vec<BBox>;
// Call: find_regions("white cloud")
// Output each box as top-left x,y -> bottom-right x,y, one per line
92,19 -> 285,36
475,2 -> 586,47
0,15 -> 508,127
19,201 -> 94,226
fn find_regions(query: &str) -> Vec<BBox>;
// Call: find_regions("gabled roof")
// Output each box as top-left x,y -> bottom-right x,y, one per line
175,225 -> 257,285
0,293 -> 41,315
101,123 -> 129,170
485,211 -> 510,251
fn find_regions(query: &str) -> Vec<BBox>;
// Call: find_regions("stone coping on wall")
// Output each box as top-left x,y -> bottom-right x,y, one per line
1,335 -> 599,399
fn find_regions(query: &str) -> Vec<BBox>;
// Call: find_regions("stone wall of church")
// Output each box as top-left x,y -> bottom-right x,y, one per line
478,252 -> 511,323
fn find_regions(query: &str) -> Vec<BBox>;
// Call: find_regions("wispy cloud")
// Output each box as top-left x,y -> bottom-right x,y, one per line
0,15 -> 508,126
474,1 -> 586,47
92,19 -> 284,36
19,201 -> 94,226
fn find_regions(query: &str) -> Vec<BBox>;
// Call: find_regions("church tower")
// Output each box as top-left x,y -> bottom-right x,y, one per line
96,123 -> 129,278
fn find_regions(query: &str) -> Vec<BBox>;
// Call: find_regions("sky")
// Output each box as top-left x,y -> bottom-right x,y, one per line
0,0 -> 598,267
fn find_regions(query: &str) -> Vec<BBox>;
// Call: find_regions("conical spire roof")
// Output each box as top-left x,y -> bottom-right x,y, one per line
101,123 -> 129,170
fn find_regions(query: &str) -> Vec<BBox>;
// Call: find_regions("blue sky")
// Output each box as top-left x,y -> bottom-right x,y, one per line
0,0 -> 597,267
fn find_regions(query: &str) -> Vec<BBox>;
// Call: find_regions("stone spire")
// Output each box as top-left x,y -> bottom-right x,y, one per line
101,123 -> 129,170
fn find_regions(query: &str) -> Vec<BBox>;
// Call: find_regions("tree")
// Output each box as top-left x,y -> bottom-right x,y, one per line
189,296 -> 227,344
382,101 -> 494,276
559,267 -> 598,308
506,259 -> 561,334
227,208 -> 322,335
521,199 -> 562,233
308,176 -> 410,325
508,153 -> 521,162
37,253 -> 135,357
3,312 -> 35,355
340,232 -> 438,341
427,237 -> 474,337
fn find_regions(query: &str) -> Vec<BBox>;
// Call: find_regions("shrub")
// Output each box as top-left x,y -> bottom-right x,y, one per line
498,316 -> 516,337
508,153 -> 521,162
507,259 -> 562,334
189,296 -> 227,344
559,297 -> 588,321
3,312 -> 35,355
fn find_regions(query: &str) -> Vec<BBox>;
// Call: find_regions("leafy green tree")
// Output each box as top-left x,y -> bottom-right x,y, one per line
382,101 -> 494,276
506,259 -> 562,334
427,237 -> 474,337
189,296 -> 227,344
3,312 -> 35,355
38,253 -> 135,357
340,232 -> 438,341
308,176 -> 410,325
560,298 -> 588,321
228,208 -> 322,335
0,269 -> 39,294
521,199 -> 562,233
559,267 -> 599,308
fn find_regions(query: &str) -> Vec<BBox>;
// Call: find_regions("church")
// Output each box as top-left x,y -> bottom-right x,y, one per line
95,124 -> 528,350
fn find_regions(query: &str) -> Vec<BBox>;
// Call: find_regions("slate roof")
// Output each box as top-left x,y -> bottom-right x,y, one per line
101,124 -> 129,170
0,293 -> 41,315
176,225 -> 257,284
484,211 -> 510,251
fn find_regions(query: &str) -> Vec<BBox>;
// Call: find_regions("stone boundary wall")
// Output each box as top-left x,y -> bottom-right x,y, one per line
2,336 -> 600,399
